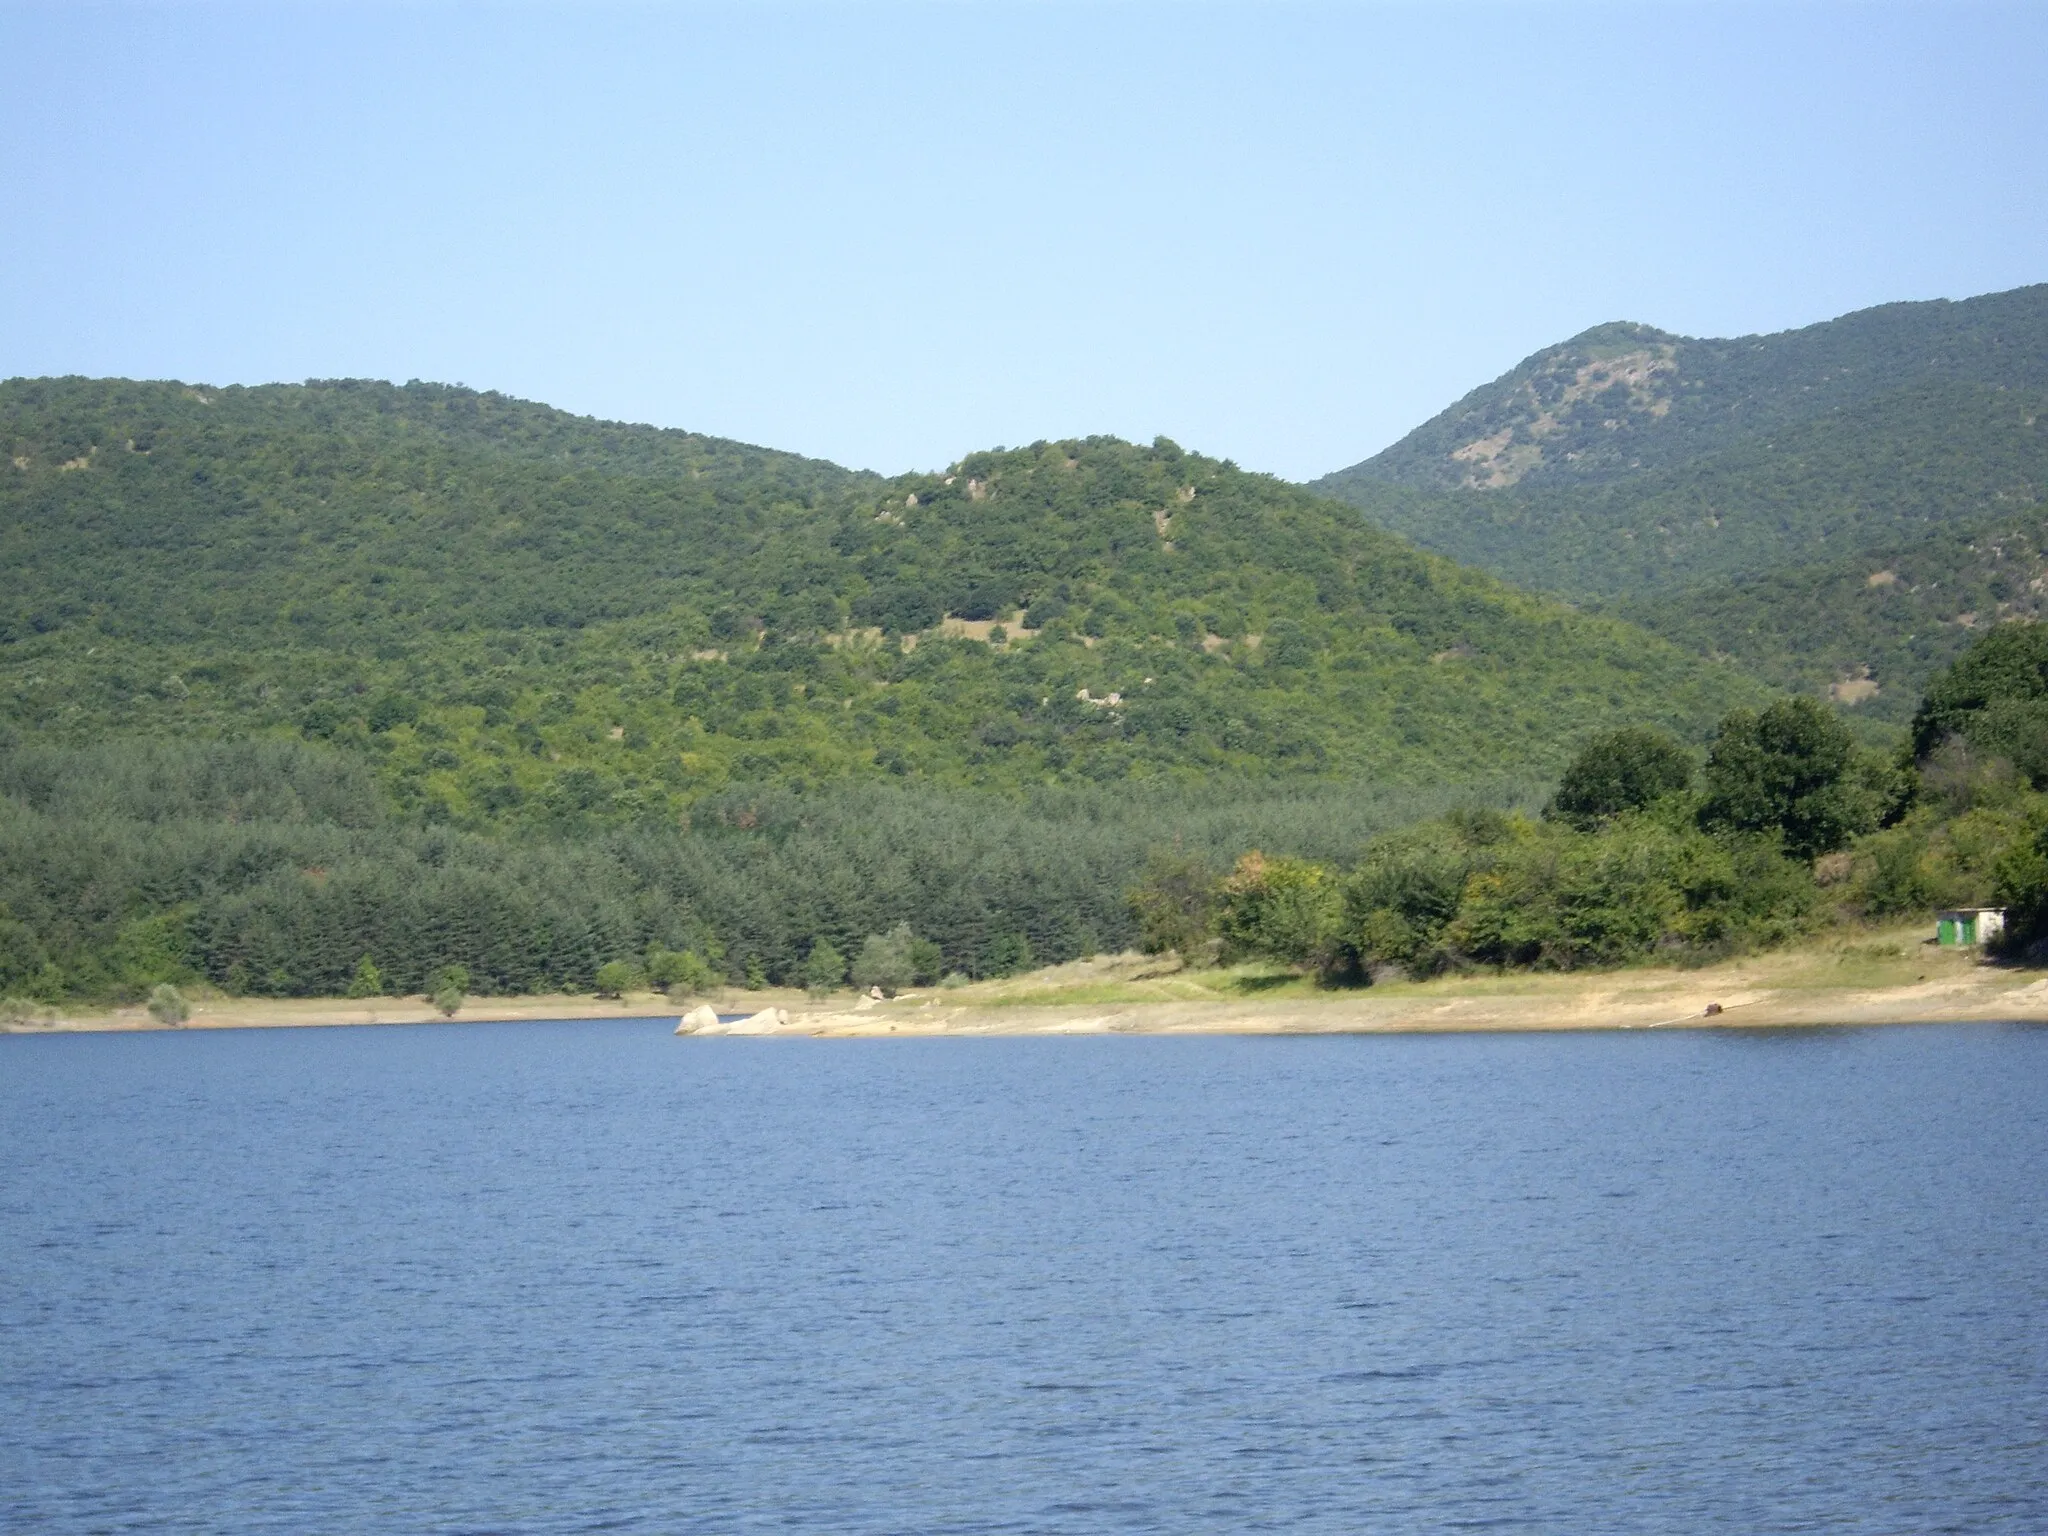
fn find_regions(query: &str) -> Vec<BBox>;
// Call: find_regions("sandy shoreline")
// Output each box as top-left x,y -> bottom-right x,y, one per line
10,930 -> 2048,1038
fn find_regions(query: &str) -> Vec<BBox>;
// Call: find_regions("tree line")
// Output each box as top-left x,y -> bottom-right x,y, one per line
0,731 -> 1507,1003
16,624 -> 2048,1009
1135,624 -> 2048,979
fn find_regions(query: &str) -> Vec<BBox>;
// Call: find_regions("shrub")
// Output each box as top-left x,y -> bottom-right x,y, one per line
852,922 -> 940,995
146,983 -> 190,1026
1439,818 -> 1798,969
427,964 -> 469,1017
801,939 -> 847,998
1216,851 -> 1343,972
1128,850 -> 1219,962
344,954 -> 384,999
649,949 -> 717,996
594,960 -> 641,999
1343,820 -> 1499,975
1854,829 -> 1939,917
0,995 -> 56,1026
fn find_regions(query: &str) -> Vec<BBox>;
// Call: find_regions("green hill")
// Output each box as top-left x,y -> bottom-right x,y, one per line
1311,284 -> 2048,599
1,376 -> 1770,833
1615,499 -> 2048,726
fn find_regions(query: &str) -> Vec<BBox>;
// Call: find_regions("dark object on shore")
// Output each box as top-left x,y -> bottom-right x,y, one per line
1703,1002 -> 1724,1016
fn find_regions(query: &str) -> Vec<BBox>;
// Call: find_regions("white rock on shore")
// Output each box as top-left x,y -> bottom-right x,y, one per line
724,1007 -> 789,1035
674,1004 -> 720,1035
675,1004 -> 787,1036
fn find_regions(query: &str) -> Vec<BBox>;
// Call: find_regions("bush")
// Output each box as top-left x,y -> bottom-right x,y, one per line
1216,851 -> 1344,972
851,923 -> 940,995
1854,829 -> 1940,917
801,939 -> 846,998
146,983 -> 190,1026
427,963 -> 469,1017
1442,818 -> 1811,969
1343,820 -> 1499,976
1991,809 -> 2048,951
0,995 -> 56,1026
594,959 -> 641,999
344,954 -> 383,999
1128,850 -> 1219,962
648,949 -> 717,995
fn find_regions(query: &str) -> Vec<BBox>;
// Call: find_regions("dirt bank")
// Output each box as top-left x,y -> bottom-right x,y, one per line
10,926 -> 2042,1038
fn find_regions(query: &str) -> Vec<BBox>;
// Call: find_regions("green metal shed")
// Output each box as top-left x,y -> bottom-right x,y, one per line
1935,908 -> 2006,946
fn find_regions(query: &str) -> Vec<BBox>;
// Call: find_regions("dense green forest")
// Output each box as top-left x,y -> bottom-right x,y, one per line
1325,383 -> 2048,601
1149,626 -> 2048,977
1,377 -> 1769,838
1617,499 -> 2048,725
13,347 -> 2048,1008
0,731 -> 1525,1002
1321,283 -> 2048,496
1311,285 -> 2048,600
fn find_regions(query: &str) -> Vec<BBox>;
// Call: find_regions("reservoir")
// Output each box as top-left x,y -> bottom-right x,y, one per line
4,1022 -> 2045,1531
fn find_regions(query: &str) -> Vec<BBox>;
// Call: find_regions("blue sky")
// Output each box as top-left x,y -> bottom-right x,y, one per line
3,2 -> 2043,478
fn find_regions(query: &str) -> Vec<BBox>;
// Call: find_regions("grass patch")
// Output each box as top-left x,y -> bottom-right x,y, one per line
965,960 -> 1321,1008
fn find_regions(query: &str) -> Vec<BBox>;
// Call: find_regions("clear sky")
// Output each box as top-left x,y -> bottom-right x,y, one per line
3,2 -> 2043,479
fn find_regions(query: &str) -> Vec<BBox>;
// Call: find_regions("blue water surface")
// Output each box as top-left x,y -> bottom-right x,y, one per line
3,1021 -> 2044,1533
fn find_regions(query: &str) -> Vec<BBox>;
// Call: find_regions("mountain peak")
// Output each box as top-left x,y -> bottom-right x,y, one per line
1428,321 -> 1684,490
1319,282 -> 2048,497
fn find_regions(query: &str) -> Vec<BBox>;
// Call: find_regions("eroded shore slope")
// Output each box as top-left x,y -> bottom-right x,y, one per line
12,926 -> 2045,1037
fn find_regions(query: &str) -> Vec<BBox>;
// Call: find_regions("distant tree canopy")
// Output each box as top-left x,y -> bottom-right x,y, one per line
1310,287 -> 2048,721
1315,284 -> 2048,599
0,732 -> 1516,1004
1,372 -> 1993,1003
0,378 -> 1772,825
1911,621 -> 2048,779
1614,498 -> 2048,731
1701,698 -> 1868,861
1547,727 -> 1694,829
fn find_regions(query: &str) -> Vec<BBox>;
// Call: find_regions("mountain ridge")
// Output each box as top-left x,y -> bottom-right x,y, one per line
1321,282 -> 2048,496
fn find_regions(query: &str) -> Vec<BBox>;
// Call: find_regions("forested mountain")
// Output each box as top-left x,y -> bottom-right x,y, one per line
1616,499 -> 2048,726
5,375 -> 873,498
1310,284 -> 2048,599
1,376 -> 1768,834
1325,284 -> 2048,495
10,281 -> 2041,1002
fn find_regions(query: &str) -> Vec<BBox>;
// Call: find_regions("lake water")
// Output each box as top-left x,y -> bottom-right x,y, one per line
3,1022 -> 2045,1532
